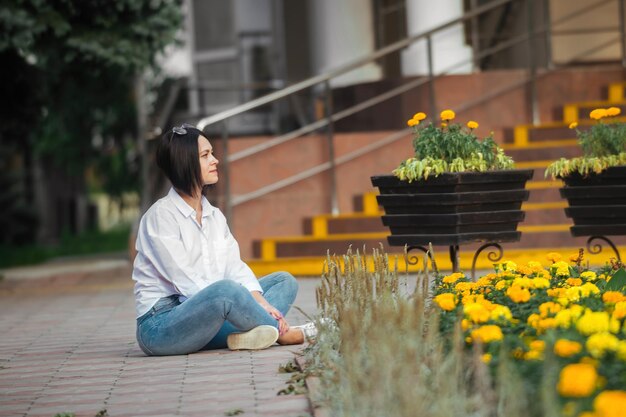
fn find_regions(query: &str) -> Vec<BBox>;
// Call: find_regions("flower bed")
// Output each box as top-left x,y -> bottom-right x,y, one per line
305,249 -> 626,417
433,252 -> 626,417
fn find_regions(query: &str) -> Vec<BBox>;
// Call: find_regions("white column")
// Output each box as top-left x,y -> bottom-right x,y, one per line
308,0 -> 382,87
401,0 -> 472,76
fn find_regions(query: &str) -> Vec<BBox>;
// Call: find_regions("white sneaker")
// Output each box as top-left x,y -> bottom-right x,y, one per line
227,325 -> 279,350
293,322 -> 318,340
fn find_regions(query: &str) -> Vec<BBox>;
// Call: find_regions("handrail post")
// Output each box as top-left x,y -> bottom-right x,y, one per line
526,0 -> 540,125
220,120 -> 233,223
426,34 -> 437,117
324,80 -> 339,216
619,0 -> 626,68
470,0 -> 481,72
542,0 -> 553,69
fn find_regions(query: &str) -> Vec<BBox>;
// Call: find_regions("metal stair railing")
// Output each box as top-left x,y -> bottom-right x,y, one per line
195,0 -> 626,223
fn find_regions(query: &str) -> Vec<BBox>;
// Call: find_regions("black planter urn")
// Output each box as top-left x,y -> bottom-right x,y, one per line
558,165 -> 626,260
371,169 -> 534,271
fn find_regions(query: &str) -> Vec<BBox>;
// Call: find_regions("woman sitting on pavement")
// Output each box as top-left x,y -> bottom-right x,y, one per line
132,124 -> 315,356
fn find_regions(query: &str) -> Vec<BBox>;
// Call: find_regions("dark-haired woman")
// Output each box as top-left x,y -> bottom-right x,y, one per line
132,124 -> 314,356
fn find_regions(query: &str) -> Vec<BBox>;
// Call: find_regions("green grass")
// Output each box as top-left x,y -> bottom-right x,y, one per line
0,226 -> 131,269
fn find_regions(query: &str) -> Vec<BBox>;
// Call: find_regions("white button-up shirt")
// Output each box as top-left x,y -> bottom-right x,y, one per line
132,188 -> 262,317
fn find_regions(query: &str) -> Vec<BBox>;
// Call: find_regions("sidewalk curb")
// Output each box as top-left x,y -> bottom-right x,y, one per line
295,355 -> 329,417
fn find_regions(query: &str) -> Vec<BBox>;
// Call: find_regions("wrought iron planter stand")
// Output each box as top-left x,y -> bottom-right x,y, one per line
559,165 -> 626,262
371,169 -> 534,278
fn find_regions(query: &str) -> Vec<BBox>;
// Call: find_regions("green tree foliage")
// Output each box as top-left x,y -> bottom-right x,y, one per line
0,0 -> 182,243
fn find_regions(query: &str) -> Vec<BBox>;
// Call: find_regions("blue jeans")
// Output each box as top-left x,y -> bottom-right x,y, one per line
136,272 -> 298,356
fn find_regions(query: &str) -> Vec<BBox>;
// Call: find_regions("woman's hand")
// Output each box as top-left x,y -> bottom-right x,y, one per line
251,291 -> 290,335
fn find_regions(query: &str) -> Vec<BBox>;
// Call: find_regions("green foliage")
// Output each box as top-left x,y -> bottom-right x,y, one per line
545,153 -> 626,179
394,116 -> 514,182
0,0 -> 182,71
606,268 -> 626,291
546,109 -> 626,178
0,226 -> 131,268
579,119 -> 626,157
0,0 -> 182,201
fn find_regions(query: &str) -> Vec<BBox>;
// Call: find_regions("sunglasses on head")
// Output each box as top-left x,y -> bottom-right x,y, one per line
171,123 -> 196,136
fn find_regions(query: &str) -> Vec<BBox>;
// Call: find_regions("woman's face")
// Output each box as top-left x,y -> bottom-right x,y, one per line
198,135 -> 219,185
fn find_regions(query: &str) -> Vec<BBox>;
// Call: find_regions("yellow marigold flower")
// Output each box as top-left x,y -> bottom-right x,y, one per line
576,311 -> 619,335
613,301 -> 626,320
603,291 -> 626,304
442,272 -> 465,284
554,339 -> 583,357
540,301 -> 563,317
461,318 -> 470,331
524,349 -> 543,361
504,261 -> 517,272
580,283 -> 600,297
606,107 -> 622,117
548,288 -> 567,298
470,325 -> 503,343
555,306 -> 583,329
495,280 -> 508,290
434,293 -> 457,311
580,271 -> 598,281
547,252 -> 562,263
593,390 -> 626,417
455,281 -> 476,293
474,277 -> 489,287
586,332 -> 619,358
513,276 -> 533,288
481,353 -> 492,363
440,109 -> 455,121
517,265 -> 532,276
407,118 -> 419,127
569,122 -> 578,129
532,277 -> 551,289
464,302 -> 490,323
527,261 -> 544,273
538,318 -> 558,332
557,363 -> 598,397
553,261 -> 571,277
467,120 -> 479,129
578,411 -> 595,417
507,285 -> 531,303
489,304 -> 513,321
528,313 -> 541,329
590,108 -> 608,120
566,278 -> 583,287
567,287 -> 583,302
530,340 -> 545,352
490,304 -> 512,322
413,112 -> 427,121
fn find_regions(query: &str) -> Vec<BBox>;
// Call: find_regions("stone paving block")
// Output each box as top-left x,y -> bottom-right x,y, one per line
0,273 -> 318,417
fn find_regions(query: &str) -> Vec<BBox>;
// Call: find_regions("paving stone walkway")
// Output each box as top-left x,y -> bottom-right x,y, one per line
0,260 -> 319,417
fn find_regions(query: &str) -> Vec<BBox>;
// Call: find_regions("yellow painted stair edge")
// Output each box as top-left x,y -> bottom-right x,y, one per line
258,224 -> 574,260
608,82 -> 626,102
246,246 -> 626,277
513,116 -> 626,146
562,99 -> 626,123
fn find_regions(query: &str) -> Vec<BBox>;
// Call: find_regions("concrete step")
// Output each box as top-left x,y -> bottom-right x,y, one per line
253,227 -> 626,260
503,140 -> 581,162
504,116 -> 626,145
301,203 -> 570,237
